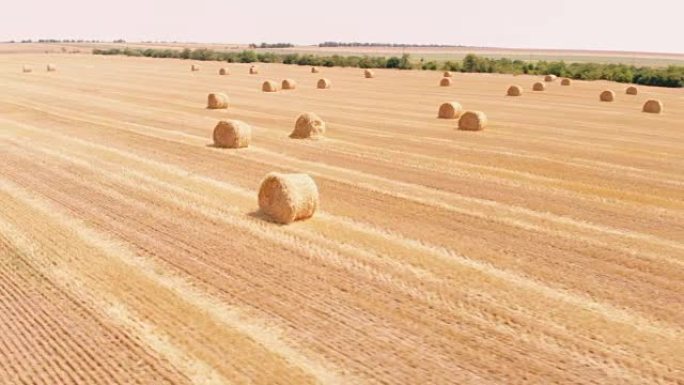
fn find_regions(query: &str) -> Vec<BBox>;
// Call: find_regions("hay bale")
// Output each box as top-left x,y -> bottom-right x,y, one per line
507,85 -> 523,96
219,67 -> 229,75
561,78 -> 571,86
643,99 -> 663,114
317,78 -> 331,89
46,64 -> 57,72
533,82 -> 545,91
22,65 -> 32,73
213,120 -> 251,148
626,86 -> 638,95
262,80 -> 278,92
282,79 -> 297,90
544,74 -> 556,82
443,71 -> 453,78
440,77 -> 452,87
311,66 -> 320,73
207,93 -> 229,109
258,172 -> 319,224
191,64 -> 200,72
250,65 -> 259,74
437,102 -> 463,119
600,90 -> 615,102
364,69 -> 375,78
291,113 -> 326,139
458,111 -> 487,131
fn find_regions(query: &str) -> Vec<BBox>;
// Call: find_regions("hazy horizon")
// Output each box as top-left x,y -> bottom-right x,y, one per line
1,0 -> 682,54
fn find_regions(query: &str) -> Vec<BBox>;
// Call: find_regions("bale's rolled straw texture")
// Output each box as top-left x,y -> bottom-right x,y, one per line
443,71 -> 453,78
364,69 -> 375,78
626,86 -> 638,95
291,113 -> 326,139
458,111 -> 488,131
213,120 -> 251,148
282,79 -> 297,90
440,77 -> 452,87
219,67 -> 229,75
317,78 -> 331,89
544,74 -> 556,82
249,66 -> 259,74
561,78 -> 571,86
643,99 -> 663,114
600,90 -> 615,102
437,102 -> 463,119
191,64 -> 200,72
507,85 -> 523,96
258,173 -> 319,224
22,65 -> 32,73
46,64 -> 57,72
262,80 -> 278,92
207,93 -> 229,109
311,66 -> 320,73
533,82 -> 545,91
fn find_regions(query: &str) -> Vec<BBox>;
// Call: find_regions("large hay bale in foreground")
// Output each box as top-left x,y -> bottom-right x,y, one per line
219,67 -> 229,75
507,85 -> 523,96
258,173 -> 319,224
22,65 -> 32,73
443,71 -> 453,78
626,86 -> 638,95
643,99 -> 663,114
207,93 -> 229,109
191,64 -> 200,72
317,78 -> 331,89
364,69 -> 375,78
458,111 -> 487,131
544,74 -> 556,82
440,77 -> 452,87
282,79 -> 297,90
311,66 -> 320,73
291,113 -> 326,139
46,64 -> 57,72
213,120 -> 251,148
533,82 -> 545,91
249,66 -> 259,74
438,102 -> 463,119
262,80 -> 278,92
561,78 -> 571,86
600,90 -> 615,102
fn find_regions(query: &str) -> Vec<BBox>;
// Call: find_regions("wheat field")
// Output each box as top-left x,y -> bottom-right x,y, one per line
0,52 -> 683,385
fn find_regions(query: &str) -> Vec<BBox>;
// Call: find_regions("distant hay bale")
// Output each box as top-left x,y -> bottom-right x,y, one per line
440,77 -> 452,87
311,66 -> 320,73
364,69 -> 375,78
22,65 -> 32,73
533,82 -> 545,91
191,64 -> 200,72
437,102 -> 463,119
507,85 -> 523,96
262,80 -> 278,92
600,90 -> 615,102
46,64 -> 57,72
282,79 -> 297,90
561,78 -> 571,86
291,112 -> 326,139
443,71 -> 453,77
317,78 -> 331,89
212,120 -> 251,148
458,111 -> 487,131
544,74 -> 556,82
642,99 -> 663,114
219,67 -> 229,75
250,65 -> 259,74
207,93 -> 229,109
626,86 -> 638,95
258,172 -> 319,224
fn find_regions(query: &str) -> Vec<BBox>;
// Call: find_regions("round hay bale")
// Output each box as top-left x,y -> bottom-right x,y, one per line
458,111 -> 487,131
440,77 -> 452,87
249,65 -> 259,74
282,79 -> 297,90
626,86 -> 638,95
213,120 -> 251,149
207,93 -> 229,109
437,102 -> 463,119
561,78 -> 571,86
544,74 -> 557,82
191,64 -> 200,72
364,69 -> 375,78
443,71 -> 453,77
311,66 -> 320,73
507,85 -> 523,96
219,67 -> 229,75
22,65 -> 32,73
291,113 -> 326,139
262,80 -> 278,92
533,82 -> 545,91
258,172 -> 319,224
643,99 -> 663,114
46,64 -> 57,72
317,78 -> 331,89
600,90 -> 615,102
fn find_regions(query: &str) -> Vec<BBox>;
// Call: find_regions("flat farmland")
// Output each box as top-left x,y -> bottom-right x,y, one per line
0,53 -> 683,384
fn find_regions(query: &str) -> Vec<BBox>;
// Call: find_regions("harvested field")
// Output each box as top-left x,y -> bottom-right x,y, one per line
0,53 -> 683,385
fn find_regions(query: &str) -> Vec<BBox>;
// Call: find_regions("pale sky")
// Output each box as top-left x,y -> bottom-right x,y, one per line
1,0 -> 682,53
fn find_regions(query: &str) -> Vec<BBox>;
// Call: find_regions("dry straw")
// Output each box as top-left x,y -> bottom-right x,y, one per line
317,78 -> 331,89
213,120 -> 251,148
282,79 -> 297,90
438,102 -> 463,119
440,77 -> 452,87
626,86 -> 638,95
544,74 -> 556,82
219,67 -> 229,75
533,82 -> 545,91
207,93 -> 229,109
291,113 -> 326,139
46,64 -> 57,72
642,99 -> 663,114
311,66 -> 320,73
258,172 -> 319,224
22,65 -> 32,73
364,69 -> 375,78
191,64 -> 200,72
262,80 -> 278,92
458,111 -> 488,131
507,85 -> 523,96
600,90 -> 615,102
561,78 -> 571,86
250,65 -> 259,74
443,71 -> 453,77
